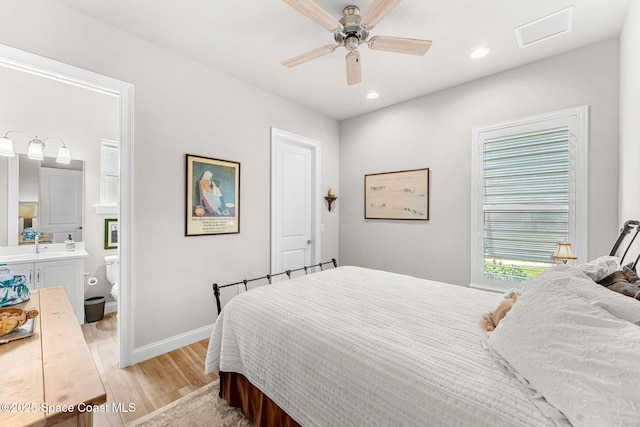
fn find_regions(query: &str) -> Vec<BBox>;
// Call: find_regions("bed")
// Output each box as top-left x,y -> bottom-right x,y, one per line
205,228 -> 640,426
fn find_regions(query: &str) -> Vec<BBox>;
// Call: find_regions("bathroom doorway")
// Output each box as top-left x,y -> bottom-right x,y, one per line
0,44 -> 135,367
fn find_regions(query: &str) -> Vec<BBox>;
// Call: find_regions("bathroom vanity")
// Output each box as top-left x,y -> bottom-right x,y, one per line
0,244 -> 88,324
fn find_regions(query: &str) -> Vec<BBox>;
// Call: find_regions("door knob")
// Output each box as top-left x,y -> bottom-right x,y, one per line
307,240 -> 312,244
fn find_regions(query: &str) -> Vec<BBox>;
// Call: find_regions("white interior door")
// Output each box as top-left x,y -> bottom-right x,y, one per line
39,167 -> 83,242
271,128 -> 320,279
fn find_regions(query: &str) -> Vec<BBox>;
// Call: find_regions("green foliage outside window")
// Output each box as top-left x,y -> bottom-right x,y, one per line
483,259 -> 548,283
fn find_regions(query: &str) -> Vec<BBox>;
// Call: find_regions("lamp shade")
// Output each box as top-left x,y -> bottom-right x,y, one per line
0,136 -> 15,157
56,146 -> 71,164
27,140 -> 44,161
553,242 -> 577,263
18,203 -> 36,218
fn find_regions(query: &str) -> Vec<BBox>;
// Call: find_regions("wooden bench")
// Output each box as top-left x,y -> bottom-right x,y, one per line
0,286 -> 106,426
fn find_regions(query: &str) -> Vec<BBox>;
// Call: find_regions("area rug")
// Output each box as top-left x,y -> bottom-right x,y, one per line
125,380 -> 254,427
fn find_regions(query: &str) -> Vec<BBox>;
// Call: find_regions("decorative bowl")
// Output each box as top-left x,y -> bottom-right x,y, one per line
0,308 -> 39,337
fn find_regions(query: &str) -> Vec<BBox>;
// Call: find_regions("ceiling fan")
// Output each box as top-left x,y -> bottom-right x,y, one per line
282,0 -> 432,85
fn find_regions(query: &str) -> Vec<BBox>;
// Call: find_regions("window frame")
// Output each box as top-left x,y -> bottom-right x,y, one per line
95,139 -> 120,215
470,106 -> 589,291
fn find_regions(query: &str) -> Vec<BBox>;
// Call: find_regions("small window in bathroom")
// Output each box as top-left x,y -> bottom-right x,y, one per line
100,139 -> 119,206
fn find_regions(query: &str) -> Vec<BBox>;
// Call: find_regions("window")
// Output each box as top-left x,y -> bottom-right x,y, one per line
471,107 -> 588,291
95,139 -> 119,214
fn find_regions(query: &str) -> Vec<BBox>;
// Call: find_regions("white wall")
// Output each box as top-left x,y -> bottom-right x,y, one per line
339,39 -> 620,286
0,66 -> 119,302
619,1 -> 640,223
0,0 -> 340,353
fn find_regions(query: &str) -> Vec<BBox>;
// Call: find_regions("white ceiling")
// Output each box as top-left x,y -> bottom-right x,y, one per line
55,0 -> 630,121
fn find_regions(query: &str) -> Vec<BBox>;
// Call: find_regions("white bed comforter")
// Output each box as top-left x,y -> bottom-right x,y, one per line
205,266 -> 559,427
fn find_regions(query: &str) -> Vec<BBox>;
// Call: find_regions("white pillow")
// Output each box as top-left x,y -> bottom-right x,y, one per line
487,270 -> 640,427
534,264 -> 640,324
576,255 -> 620,281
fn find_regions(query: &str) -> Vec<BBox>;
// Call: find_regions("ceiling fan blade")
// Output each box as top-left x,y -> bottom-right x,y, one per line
346,51 -> 362,86
282,45 -> 337,68
282,0 -> 343,32
360,0 -> 401,30
368,36 -> 432,56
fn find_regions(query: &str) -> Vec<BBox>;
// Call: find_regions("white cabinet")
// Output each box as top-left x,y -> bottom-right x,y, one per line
7,263 -> 35,290
6,258 -> 85,325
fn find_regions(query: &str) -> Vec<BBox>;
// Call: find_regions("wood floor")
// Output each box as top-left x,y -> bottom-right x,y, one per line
81,313 -> 219,426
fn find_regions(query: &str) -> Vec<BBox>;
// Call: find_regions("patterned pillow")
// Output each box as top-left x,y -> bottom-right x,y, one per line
0,275 -> 30,307
597,267 -> 640,300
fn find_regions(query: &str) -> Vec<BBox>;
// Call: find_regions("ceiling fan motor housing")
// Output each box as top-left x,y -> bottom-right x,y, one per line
334,5 -> 369,49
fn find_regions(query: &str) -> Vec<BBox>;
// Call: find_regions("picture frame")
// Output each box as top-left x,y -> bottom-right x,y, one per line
185,154 -> 240,236
104,218 -> 118,249
364,168 -> 430,220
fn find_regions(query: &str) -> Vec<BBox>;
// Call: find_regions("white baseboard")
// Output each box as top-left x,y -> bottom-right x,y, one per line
132,323 -> 214,365
105,301 -> 118,314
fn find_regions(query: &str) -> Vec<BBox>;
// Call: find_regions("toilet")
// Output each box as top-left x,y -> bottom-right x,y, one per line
104,255 -> 119,301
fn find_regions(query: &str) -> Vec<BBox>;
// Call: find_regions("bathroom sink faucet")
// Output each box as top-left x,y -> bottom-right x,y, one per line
34,234 -> 47,253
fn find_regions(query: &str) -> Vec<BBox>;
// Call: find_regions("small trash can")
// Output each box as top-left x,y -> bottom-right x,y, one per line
84,296 -> 105,323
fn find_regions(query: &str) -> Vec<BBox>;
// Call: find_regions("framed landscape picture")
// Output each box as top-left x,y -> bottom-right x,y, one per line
364,168 -> 429,220
185,154 -> 240,236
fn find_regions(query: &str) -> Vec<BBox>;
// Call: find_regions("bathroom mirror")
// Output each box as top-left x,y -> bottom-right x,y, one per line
0,153 -> 84,247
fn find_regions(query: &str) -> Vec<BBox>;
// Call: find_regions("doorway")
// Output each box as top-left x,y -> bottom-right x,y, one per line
270,128 -> 321,277
0,44 -> 135,367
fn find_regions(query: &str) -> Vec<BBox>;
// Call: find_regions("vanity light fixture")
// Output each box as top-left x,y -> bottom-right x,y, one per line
27,139 -> 44,161
470,47 -> 491,59
0,131 -> 72,164
0,135 -> 14,157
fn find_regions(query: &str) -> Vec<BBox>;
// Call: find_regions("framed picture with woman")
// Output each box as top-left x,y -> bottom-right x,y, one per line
185,154 -> 240,236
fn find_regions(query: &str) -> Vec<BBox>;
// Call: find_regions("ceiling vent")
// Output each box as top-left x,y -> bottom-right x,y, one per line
515,6 -> 574,48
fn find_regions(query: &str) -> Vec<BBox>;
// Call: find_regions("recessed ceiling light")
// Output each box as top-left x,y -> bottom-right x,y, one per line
470,47 -> 491,59
366,91 -> 379,99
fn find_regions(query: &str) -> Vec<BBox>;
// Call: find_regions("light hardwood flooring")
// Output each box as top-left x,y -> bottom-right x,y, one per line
81,313 -> 219,426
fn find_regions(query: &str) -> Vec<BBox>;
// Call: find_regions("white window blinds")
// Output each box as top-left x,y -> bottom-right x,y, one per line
483,127 -> 571,266
471,106 -> 588,291
101,140 -> 119,205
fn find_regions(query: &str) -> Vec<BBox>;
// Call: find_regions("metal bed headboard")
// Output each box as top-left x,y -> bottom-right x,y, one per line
212,258 -> 338,314
609,219 -> 640,270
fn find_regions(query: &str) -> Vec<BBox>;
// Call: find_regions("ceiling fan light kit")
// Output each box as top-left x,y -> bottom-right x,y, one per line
346,51 -> 362,85
282,0 -> 432,86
